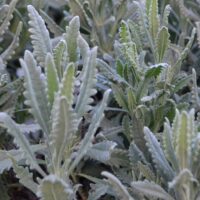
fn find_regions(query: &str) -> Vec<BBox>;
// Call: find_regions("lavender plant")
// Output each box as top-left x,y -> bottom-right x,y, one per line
0,1 -> 199,200
0,5 -> 111,199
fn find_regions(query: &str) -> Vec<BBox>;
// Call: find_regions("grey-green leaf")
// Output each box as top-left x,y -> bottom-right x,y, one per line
12,160 -> 38,194
144,127 -> 174,181
37,175 -> 73,200
75,47 -> 97,118
0,112 -> 46,176
131,180 -> 174,200
65,16 -> 80,62
50,96 -> 78,172
86,141 -> 117,163
69,89 -> 111,174
59,63 -> 75,106
156,26 -> 170,62
20,50 -> 50,136
27,5 -> 52,67
45,53 -> 59,106
102,171 -> 135,200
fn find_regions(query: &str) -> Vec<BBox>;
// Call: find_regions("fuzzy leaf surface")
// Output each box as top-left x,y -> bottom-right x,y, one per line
20,51 -> 50,136
144,127 -> 174,181
37,175 -> 73,200
27,5 -> 52,66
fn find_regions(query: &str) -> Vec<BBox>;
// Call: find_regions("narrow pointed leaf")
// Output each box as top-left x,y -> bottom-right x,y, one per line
53,40 -> 68,80
144,127 -> 174,181
149,0 -> 159,41
75,47 -> 97,118
27,5 -> 52,66
20,51 -> 50,135
39,9 -> 63,36
163,121 -> 179,172
175,110 -> 193,169
51,96 -> 78,170
132,180 -> 174,200
59,63 -> 75,106
45,53 -> 59,106
65,16 -> 80,62
69,90 -> 110,173
1,21 -> 22,62
68,0 -> 90,30
156,26 -> 170,62
0,0 -> 18,36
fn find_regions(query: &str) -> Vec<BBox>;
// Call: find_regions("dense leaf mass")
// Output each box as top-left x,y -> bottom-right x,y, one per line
0,0 -> 200,199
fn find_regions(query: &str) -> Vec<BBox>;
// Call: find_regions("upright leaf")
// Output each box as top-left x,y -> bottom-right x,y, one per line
144,127 -> 174,181
53,40 -> 68,80
78,34 -> 89,63
27,5 -> 52,67
196,22 -> 200,48
59,63 -> 75,106
39,9 -> 63,37
112,84 -> 128,110
65,16 -> 80,62
45,53 -> 59,106
119,21 -> 131,43
20,50 -> 50,136
175,110 -> 194,169
1,21 -> 22,63
75,47 -> 97,118
163,121 -> 179,172
156,26 -> 170,62
163,5 -> 171,26
128,142 -> 148,166
149,0 -> 159,41
0,0 -> 18,36
68,0 -> 90,30
69,89 -> 110,174
51,97 -> 78,173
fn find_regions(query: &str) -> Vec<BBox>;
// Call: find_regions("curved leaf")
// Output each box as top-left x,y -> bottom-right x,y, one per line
37,175 -> 73,200
156,26 -> 170,62
69,89 -> 111,174
59,63 -> 75,106
149,0 -> 159,41
64,16 -> 80,62
0,112 -> 46,176
0,0 -> 18,36
144,127 -> 174,181
102,171 -> 134,200
20,50 -> 50,136
50,96 -> 78,172
45,53 -> 59,106
53,39 -> 68,80
86,141 -> 117,163
27,5 -> 52,67
75,47 -> 97,118
1,21 -> 22,63
132,180 -> 174,200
